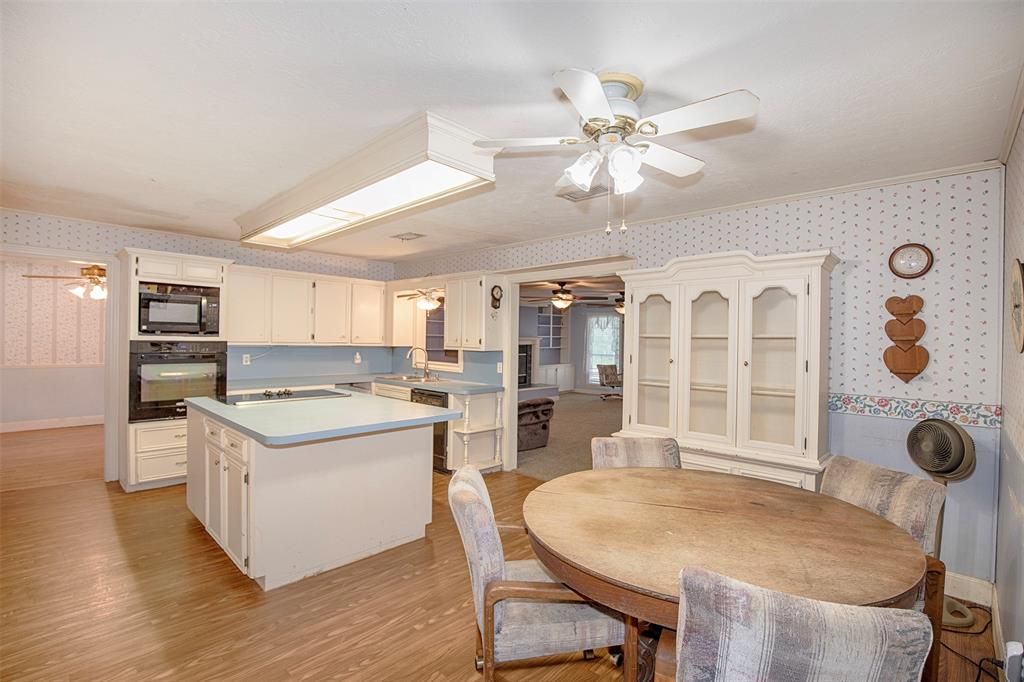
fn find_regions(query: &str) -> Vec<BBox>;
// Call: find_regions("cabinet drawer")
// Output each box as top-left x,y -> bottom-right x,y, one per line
222,428 -> 246,458
203,419 -> 223,442
138,449 -> 188,481
135,422 -> 188,452
373,383 -> 411,401
735,463 -> 806,489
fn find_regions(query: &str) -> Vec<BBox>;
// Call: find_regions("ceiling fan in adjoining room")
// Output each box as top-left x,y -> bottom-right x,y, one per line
475,69 -> 759,196
522,281 -> 618,310
21,264 -> 108,300
397,288 -> 444,311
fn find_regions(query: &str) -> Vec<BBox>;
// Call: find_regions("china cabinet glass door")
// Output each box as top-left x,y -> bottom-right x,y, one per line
738,278 -> 806,453
630,287 -> 677,433
682,283 -> 737,444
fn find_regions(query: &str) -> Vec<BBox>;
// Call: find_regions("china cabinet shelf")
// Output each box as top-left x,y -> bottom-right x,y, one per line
638,379 -> 671,388
639,333 -> 672,339
691,334 -> 728,340
752,335 -> 797,340
751,386 -> 796,398
690,383 -> 727,393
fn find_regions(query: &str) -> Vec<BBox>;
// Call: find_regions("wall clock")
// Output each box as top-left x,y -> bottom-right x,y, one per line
1012,258 -> 1024,353
889,243 -> 934,279
490,285 -> 503,310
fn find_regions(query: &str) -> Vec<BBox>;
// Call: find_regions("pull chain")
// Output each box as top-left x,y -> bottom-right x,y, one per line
620,191 -> 627,233
605,168 -> 613,234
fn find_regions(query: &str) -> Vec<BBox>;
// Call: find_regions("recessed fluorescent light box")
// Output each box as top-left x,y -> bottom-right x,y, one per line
237,112 -> 495,249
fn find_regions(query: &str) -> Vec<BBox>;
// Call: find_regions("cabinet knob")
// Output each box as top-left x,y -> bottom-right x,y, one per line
214,459 -> 220,466
669,358 -> 674,364
743,361 -> 749,367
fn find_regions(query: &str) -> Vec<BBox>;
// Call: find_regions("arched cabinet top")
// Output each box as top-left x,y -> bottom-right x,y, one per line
617,249 -> 839,283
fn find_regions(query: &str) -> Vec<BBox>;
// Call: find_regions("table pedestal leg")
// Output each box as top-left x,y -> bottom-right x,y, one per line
624,616 -> 639,682
624,616 -> 661,682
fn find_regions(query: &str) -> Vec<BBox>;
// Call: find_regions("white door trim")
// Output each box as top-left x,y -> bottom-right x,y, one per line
498,255 -> 636,471
0,243 -> 123,482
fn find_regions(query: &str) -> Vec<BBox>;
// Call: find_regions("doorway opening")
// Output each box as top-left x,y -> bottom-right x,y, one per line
513,274 -> 625,480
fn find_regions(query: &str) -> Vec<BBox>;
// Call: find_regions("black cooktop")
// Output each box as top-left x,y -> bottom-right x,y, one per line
226,389 -> 350,406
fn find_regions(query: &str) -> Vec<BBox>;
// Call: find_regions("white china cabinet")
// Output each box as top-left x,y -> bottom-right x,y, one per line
617,250 -> 838,489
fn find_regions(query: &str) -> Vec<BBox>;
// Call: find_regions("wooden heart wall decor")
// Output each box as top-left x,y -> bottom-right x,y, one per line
883,295 -> 929,383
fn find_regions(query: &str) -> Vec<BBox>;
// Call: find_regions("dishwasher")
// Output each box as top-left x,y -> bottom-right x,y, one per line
410,388 -> 450,473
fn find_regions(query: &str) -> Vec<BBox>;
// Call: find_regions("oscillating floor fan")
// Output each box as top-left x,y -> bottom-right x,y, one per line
906,418 -> 977,627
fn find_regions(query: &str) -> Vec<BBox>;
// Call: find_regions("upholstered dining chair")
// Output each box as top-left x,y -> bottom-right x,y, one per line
591,436 -> 681,470
675,567 -> 933,682
596,364 -> 623,400
448,470 -> 625,681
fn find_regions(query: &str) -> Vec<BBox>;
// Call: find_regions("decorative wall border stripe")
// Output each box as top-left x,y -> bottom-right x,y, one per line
828,393 -> 1003,429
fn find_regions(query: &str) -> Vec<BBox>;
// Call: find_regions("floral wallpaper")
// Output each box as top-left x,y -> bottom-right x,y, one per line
1,260 -> 105,366
1,209 -> 395,280
396,169 -> 1003,407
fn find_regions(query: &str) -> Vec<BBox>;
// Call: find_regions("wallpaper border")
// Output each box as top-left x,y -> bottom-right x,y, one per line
828,392 -> 1002,429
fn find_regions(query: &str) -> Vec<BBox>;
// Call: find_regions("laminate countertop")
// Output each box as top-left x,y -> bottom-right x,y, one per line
371,377 -> 503,395
185,391 -> 462,447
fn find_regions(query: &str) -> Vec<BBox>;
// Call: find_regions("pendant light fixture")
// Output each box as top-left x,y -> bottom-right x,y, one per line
238,112 -> 495,249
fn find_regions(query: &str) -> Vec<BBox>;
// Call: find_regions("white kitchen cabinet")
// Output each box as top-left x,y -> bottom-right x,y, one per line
227,266 -> 272,344
372,383 -> 412,401
132,250 -> 225,284
618,250 -> 837,490
443,275 -> 505,351
390,292 -> 418,347
222,450 -> 249,571
206,442 -> 224,545
314,280 -> 351,344
135,252 -> 183,280
350,282 -> 385,345
271,275 -> 314,344
127,421 -> 188,487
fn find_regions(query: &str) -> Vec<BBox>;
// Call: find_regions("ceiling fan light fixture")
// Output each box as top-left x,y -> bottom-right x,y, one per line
563,150 -> 603,192
67,283 -> 86,298
606,144 -> 644,195
238,112 -> 495,249
416,295 -> 442,311
89,283 -> 108,300
550,297 -> 573,310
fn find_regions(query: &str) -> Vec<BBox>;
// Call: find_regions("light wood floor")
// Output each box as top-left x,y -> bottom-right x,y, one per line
0,426 -> 996,681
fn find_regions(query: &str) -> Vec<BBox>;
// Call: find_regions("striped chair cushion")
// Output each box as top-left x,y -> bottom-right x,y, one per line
676,568 -> 933,682
591,436 -> 681,469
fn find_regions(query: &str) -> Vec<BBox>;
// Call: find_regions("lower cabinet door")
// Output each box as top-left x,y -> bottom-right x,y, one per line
222,454 -> 248,572
206,445 -> 223,545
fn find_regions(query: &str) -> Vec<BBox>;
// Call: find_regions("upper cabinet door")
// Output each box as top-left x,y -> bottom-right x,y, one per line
350,282 -> 385,345
681,282 -> 738,445
737,277 -> 807,455
181,260 -> 224,283
313,280 -> 351,344
628,286 -> 678,434
227,269 -> 272,344
271,275 -> 314,344
443,279 -> 464,349
461,277 -> 484,349
135,253 -> 182,280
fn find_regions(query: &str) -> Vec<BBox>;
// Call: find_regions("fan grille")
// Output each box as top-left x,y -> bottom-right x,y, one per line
906,419 -> 976,481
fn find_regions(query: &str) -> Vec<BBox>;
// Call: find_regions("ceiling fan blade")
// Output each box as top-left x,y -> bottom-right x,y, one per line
474,136 -> 582,149
633,89 -> 759,138
21,274 -> 85,280
638,143 -> 706,177
553,68 -> 615,124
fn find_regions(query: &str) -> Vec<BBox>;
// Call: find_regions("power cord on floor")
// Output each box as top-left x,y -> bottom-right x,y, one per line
938,604 -> 1003,682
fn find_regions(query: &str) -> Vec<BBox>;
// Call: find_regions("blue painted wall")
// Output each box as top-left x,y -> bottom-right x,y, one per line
391,347 -> 502,385
227,345 -> 394,380
830,412 -> 999,581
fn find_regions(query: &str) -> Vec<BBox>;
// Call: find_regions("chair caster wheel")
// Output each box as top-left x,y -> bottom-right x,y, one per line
583,649 -> 596,660
611,653 -> 624,667
474,656 -> 484,671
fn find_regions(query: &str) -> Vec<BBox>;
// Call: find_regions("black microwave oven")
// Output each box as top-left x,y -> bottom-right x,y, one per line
138,282 -> 221,336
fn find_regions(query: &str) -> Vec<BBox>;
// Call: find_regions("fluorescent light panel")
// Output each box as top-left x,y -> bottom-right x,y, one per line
244,160 -> 482,248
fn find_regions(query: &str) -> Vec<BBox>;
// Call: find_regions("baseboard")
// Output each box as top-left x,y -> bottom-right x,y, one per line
945,571 -> 993,607
0,415 -> 104,433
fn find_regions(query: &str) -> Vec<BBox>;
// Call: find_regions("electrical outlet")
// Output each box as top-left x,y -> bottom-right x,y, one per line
1006,641 -> 1023,682
241,354 -> 251,366
496,362 -> 503,374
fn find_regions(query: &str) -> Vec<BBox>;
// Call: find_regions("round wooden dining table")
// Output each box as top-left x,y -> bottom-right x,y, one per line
522,467 -> 928,682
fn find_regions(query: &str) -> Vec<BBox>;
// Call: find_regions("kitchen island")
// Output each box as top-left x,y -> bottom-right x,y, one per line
184,391 -> 461,590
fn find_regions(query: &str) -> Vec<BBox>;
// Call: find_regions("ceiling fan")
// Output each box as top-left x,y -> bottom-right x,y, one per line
523,281 -> 617,310
475,69 -> 758,196
397,287 -> 444,310
21,264 -> 108,300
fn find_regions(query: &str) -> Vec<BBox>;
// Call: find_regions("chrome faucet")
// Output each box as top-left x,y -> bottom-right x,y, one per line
406,347 -> 431,381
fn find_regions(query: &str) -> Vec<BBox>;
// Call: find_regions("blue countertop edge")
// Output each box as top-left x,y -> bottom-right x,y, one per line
185,394 -> 463,447
228,373 -> 504,396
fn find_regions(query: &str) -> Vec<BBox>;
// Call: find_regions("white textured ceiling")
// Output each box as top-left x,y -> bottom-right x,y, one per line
2,2 -> 1023,262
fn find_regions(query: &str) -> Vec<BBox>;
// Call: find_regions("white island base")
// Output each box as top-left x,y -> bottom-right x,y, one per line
186,399 -> 452,590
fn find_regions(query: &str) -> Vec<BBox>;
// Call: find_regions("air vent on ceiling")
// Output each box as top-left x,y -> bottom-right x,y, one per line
391,232 -> 426,241
557,184 -> 610,203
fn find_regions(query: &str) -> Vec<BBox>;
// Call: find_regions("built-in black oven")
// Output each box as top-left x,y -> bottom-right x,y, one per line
138,282 -> 221,336
129,340 -> 227,422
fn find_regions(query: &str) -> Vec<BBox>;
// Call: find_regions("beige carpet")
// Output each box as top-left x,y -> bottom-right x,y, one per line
516,392 -> 623,481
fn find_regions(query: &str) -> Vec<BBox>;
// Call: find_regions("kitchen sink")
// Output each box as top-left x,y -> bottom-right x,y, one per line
378,374 -> 441,383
